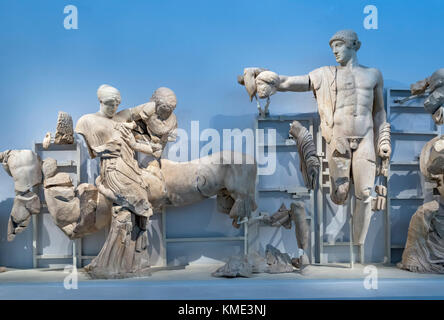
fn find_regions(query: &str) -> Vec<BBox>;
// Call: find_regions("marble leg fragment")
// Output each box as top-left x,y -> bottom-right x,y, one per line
7,191 -> 40,241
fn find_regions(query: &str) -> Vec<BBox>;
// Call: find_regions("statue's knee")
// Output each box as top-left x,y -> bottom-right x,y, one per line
330,177 -> 349,205
356,187 -> 372,202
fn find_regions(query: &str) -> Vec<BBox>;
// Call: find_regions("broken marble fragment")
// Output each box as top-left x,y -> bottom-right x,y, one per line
261,203 -> 310,266
43,132 -> 51,149
212,245 -> 296,278
7,191 -> 40,241
42,157 -> 58,179
399,126 -> 444,274
398,200 -> 444,273
0,150 -> 42,241
289,120 -> 320,190
54,111 -> 74,145
42,158 -> 112,239
44,172 -> 73,188
211,255 -> 253,278
1,150 -> 42,193
265,244 -> 294,273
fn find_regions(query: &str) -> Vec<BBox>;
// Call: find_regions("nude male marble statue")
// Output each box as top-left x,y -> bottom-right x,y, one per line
239,30 -> 391,245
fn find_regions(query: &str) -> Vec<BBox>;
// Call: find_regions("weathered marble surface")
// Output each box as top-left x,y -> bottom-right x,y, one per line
399,134 -> 444,273
42,158 -> 112,239
212,245 -> 296,278
411,68 -> 444,125
289,120 -> 320,190
262,203 -> 310,266
54,111 -> 74,145
74,84 -> 257,278
0,150 -> 42,241
238,29 -> 391,246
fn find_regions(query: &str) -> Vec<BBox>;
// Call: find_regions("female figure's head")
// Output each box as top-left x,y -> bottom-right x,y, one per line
97,84 -> 121,118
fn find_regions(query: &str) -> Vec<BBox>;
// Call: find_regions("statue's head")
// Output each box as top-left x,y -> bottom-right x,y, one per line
151,87 -> 177,120
97,84 -> 121,118
329,29 -> 361,65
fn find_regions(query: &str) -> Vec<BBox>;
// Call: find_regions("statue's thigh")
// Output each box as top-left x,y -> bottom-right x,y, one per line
327,142 -> 351,179
352,141 -> 376,199
326,142 -> 351,204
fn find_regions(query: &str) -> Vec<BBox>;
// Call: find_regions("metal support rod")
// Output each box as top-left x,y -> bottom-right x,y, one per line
161,208 -> 167,267
317,128 -> 325,264
349,192 -> 355,269
32,214 -> 38,268
72,240 -> 77,268
244,220 -> 248,255
360,244 -> 364,264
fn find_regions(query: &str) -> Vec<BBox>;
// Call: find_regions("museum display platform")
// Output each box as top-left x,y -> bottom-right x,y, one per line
1,262 -> 444,300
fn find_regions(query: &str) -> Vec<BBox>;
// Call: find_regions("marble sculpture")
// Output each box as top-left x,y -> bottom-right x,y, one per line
238,29 -> 392,246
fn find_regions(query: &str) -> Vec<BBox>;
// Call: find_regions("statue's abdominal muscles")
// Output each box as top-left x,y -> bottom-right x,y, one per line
334,68 -> 376,138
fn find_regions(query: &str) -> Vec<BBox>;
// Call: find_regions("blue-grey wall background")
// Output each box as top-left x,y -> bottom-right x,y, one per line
0,0 -> 443,268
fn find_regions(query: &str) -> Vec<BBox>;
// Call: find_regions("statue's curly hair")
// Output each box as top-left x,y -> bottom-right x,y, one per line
329,29 -> 361,51
150,87 -> 177,108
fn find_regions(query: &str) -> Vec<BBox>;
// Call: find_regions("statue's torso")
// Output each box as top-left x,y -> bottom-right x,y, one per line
333,66 -> 379,138
5,150 -> 42,192
76,113 -> 139,172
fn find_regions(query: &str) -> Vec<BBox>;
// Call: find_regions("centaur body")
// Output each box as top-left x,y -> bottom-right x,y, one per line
73,85 -> 256,278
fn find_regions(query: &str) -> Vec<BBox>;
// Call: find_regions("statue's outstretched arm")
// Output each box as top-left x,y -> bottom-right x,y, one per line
277,74 -> 311,92
238,68 -> 311,101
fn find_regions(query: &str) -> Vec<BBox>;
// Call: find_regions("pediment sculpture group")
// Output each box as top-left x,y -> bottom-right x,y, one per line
1,29 -> 443,278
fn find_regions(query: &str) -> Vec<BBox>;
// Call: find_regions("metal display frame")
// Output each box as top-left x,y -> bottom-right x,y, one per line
254,114 -> 316,263
32,139 -> 91,268
159,206 -> 248,267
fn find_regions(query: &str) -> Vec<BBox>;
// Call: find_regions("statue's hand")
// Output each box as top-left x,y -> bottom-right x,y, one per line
379,143 -> 391,159
118,124 -> 137,149
151,142 -> 163,158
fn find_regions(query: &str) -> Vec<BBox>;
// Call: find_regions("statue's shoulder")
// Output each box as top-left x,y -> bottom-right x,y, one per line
309,66 -> 336,90
77,113 -> 98,123
142,102 -> 156,118
309,66 -> 332,76
75,113 -> 100,134
359,65 -> 382,77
